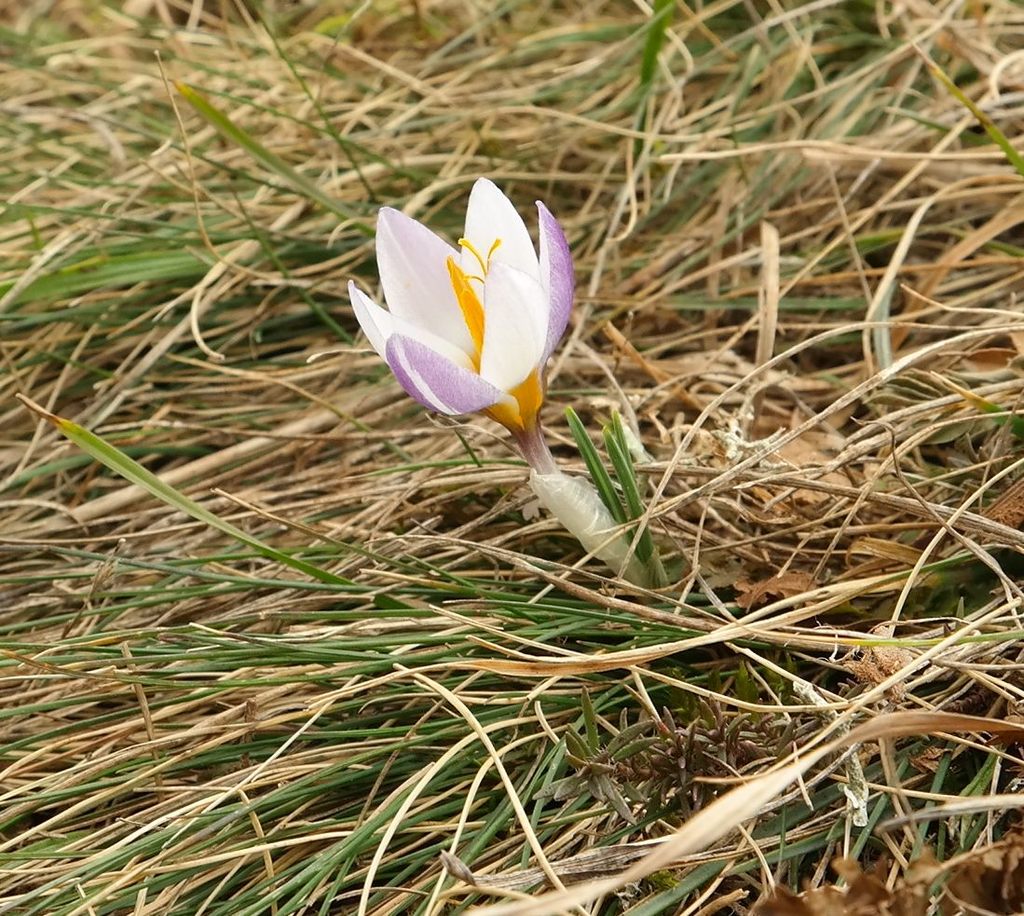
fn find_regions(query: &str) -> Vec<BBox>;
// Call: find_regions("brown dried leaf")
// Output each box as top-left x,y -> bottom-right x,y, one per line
982,476 -> 1024,530
757,838 -> 1024,916
735,571 -> 817,610
962,346 -> 1018,372
944,832 -> 1024,914
847,537 -> 924,566
771,435 -> 851,507
756,884 -> 848,916
844,624 -> 916,700
756,855 -> 939,916
909,745 -> 946,774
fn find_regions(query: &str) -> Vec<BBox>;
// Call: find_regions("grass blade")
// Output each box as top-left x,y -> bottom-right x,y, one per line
603,413 -> 656,566
640,0 -> 674,88
18,395 -> 348,586
176,82 -> 373,233
940,377 -> 1024,441
918,49 -> 1024,178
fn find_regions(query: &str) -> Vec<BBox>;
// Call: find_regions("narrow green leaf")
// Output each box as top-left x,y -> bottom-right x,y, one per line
0,249 -> 210,310
944,378 -> 1024,440
563,727 -> 589,761
920,54 -> 1024,178
734,661 -> 758,705
640,0 -> 674,88
564,406 -> 627,524
603,412 -> 655,564
21,397 -> 347,585
176,82 -> 373,234
610,736 -> 657,762
580,688 -> 599,754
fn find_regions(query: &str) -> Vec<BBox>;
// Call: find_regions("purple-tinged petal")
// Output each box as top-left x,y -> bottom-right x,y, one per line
537,201 -> 574,362
463,179 -> 540,284
385,334 -> 507,415
349,281 -> 473,369
479,261 -> 547,392
376,208 -> 473,354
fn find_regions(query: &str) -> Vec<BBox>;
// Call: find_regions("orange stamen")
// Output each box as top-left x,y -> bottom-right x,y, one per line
446,256 -> 485,362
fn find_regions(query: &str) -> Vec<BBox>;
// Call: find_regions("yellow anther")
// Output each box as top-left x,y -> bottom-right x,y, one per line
458,238 -> 489,276
459,237 -> 504,275
487,238 -> 502,265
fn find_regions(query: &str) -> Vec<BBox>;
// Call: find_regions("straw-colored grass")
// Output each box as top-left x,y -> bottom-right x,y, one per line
3,1 -> 1024,913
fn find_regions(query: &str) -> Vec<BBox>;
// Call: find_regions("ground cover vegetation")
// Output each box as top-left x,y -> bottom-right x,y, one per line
3,0 -> 1024,913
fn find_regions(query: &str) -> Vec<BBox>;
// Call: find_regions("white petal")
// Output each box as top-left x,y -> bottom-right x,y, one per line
479,262 -> 547,391
349,282 -> 389,358
349,281 -> 473,370
375,208 -> 474,354
462,178 -> 541,285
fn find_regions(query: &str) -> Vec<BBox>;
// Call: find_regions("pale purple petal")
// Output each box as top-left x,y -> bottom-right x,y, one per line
349,281 -> 473,369
479,261 -> 547,392
385,334 -> 507,415
462,179 -> 540,284
537,201 -> 574,362
376,208 -> 474,354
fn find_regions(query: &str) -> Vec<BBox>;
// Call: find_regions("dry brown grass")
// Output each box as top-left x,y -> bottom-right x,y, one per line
3,1 -> 1024,913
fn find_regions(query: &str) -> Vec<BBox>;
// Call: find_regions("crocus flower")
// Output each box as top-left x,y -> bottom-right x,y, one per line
348,178 -> 573,471
349,179 -> 651,585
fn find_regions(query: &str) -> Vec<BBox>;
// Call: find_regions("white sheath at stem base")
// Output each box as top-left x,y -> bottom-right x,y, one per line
529,469 -> 649,586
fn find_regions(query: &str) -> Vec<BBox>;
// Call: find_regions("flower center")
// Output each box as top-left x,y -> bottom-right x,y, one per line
446,235 -> 539,431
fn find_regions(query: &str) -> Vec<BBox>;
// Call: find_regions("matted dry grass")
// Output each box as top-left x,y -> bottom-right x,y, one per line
3,1 -> 1024,913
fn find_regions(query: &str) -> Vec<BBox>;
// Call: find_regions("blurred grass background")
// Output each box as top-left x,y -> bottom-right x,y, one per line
3,1 -> 1024,913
